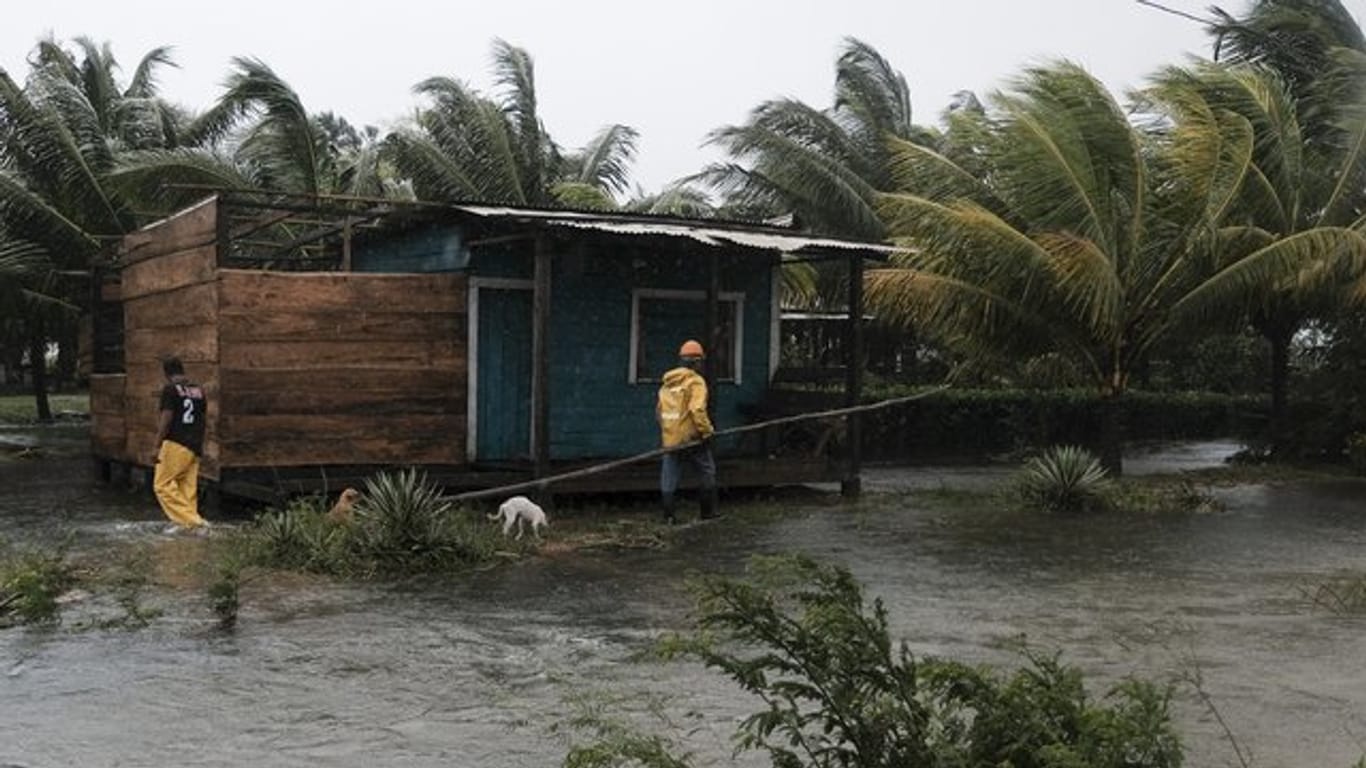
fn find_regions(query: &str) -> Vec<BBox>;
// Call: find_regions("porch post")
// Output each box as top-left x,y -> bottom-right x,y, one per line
842,253 -> 864,498
704,249 -> 720,415
532,234 -> 552,483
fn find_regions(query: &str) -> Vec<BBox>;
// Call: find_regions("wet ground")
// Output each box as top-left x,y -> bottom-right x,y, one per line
2,433 -> 1365,767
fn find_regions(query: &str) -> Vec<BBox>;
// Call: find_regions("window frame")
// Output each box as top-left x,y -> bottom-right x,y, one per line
628,288 -> 745,385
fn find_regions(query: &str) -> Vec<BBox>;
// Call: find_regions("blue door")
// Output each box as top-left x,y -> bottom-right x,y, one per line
476,287 -> 533,461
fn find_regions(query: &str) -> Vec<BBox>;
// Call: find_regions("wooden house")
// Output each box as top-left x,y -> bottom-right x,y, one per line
86,192 -> 888,501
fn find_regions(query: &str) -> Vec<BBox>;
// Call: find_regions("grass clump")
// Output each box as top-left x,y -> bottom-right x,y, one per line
242,469 -> 505,578
1014,445 -> 1112,513
0,545 -> 76,627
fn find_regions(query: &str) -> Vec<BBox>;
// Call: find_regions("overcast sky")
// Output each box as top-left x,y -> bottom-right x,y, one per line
2,0 -> 1341,194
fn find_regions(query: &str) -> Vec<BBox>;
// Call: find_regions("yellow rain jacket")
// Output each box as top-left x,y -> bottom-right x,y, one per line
657,366 -> 715,447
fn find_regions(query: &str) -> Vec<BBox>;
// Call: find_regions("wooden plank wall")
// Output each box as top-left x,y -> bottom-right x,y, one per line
89,374 -> 127,459
216,270 -> 467,467
118,198 -> 221,477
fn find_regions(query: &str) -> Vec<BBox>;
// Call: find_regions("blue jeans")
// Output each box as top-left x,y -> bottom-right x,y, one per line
660,444 -> 716,502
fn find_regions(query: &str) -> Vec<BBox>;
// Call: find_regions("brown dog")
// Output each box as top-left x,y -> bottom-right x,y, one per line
327,487 -> 361,524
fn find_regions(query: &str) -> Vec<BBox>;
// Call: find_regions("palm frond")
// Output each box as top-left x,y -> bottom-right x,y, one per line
1174,227 -> 1366,318
218,56 -> 323,194
833,37 -> 916,145
125,46 -> 176,99
108,148 -> 257,208
570,123 -> 638,196
1036,231 -> 1123,339
884,135 -> 994,204
549,181 -> 617,211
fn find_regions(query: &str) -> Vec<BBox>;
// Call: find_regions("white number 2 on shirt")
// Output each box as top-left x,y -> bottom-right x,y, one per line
181,398 -> 196,425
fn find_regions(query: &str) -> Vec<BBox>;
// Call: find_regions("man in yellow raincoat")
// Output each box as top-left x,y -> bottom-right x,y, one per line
656,339 -> 717,524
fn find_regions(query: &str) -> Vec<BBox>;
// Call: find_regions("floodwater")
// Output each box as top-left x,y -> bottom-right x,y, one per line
3,432 -> 1365,767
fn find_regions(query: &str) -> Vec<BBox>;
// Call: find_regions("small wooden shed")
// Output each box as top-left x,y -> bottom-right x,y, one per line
86,192 -> 887,500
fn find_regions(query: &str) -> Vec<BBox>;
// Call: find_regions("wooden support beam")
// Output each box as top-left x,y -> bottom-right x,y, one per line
531,234 -> 552,486
842,254 -> 865,498
342,217 -> 353,272
704,248 -> 720,406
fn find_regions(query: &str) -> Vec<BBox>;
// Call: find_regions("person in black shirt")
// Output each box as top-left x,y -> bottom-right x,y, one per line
153,356 -> 209,531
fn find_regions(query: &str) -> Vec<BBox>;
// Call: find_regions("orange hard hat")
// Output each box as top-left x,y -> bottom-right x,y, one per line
679,339 -> 705,358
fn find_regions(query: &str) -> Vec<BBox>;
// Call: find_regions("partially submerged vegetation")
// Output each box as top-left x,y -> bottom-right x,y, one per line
240,469 -> 509,578
1007,445 -> 1225,516
569,555 -> 1184,767
0,543 -> 75,627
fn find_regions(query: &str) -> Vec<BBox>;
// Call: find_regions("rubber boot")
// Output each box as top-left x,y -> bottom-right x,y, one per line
661,495 -> 677,525
699,488 -> 719,520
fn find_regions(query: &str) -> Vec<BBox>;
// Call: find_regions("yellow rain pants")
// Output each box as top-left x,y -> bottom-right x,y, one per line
154,440 -> 206,528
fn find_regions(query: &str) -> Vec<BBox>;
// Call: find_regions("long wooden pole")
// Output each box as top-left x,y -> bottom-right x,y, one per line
450,386 -> 947,502
842,254 -> 865,497
532,234 -> 552,483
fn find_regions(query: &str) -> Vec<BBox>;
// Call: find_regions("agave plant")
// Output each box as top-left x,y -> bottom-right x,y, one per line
1015,445 -> 1111,514
352,469 -> 500,571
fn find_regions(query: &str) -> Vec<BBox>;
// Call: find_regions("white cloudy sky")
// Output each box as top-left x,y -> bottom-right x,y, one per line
1,0 -> 1333,193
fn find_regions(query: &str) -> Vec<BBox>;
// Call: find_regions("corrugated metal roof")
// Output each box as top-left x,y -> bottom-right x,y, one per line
453,204 -> 898,258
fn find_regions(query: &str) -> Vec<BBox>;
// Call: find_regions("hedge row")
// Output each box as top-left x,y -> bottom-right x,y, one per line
764,387 -> 1269,461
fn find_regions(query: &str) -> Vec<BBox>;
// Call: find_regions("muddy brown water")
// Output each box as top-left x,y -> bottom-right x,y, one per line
2,431 -> 1365,767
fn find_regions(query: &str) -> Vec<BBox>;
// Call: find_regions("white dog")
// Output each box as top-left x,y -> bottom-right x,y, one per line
488,495 -> 549,540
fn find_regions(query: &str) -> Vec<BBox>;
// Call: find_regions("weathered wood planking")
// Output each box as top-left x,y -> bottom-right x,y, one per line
217,270 -> 468,468
220,366 -> 465,393
122,283 -> 219,330
222,389 -> 462,416
221,414 -> 463,441
219,312 -> 464,341
218,270 -> 465,314
89,375 -> 127,459
116,199 -> 222,480
120,246 -> 216,299
220,339 -> 458,369
221,436 -> 464,467
120,197 -> 219,265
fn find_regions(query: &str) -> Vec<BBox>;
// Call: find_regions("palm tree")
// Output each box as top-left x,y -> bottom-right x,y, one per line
0,40 -> 149,418
701,37 -> 937,315
111,57 -> 394,209
701,37 -> 935,242
864,61 -> 1366,472
1209,0 -> 1366,141
1143,59 -> 1366,450
384,39 -> 638,208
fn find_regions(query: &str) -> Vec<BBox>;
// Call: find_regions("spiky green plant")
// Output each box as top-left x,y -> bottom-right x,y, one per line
351,469 -> 500,573
1015,445 -> 1111,513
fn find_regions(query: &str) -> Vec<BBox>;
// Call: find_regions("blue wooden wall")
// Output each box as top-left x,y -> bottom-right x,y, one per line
360,225 -> 776,461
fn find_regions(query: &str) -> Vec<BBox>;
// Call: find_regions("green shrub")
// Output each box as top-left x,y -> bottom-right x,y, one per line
1015,445 -> 1111,513
0,547 -> 75,626
242,469 -> 503,578
253,496 -> 350,573
630,555 -> 1183,768
768,386 -> 1267,461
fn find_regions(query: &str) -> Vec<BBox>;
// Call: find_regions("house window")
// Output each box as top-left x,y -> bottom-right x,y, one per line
630,289 -> 744,383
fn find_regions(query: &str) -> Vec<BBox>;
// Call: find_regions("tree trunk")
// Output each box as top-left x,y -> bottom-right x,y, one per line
1099,390 -> 1124,476
1265,324 -> 1293,456
28,318 -> 51,423
55,317 -> 78,392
